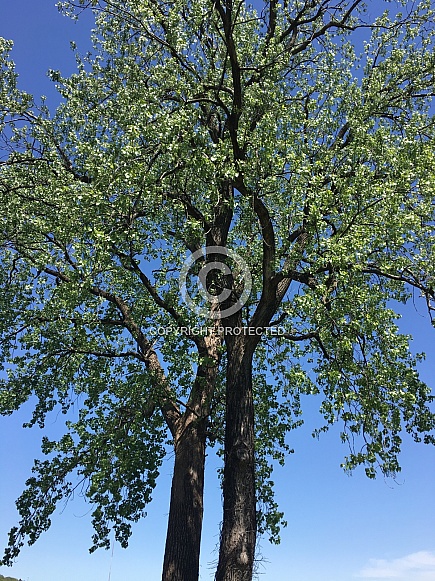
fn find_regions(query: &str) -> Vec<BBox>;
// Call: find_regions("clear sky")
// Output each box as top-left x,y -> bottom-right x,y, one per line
1,2 -> 435,581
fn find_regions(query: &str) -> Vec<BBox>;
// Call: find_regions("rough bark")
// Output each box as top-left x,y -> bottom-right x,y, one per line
162,419 -> 207,581
215,341 -> 256,581
160,323 -> 221,581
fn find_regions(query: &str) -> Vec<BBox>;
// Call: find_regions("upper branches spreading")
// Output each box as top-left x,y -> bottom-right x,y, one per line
1,0 -> 435,558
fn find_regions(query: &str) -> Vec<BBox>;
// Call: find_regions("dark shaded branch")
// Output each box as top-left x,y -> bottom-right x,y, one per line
363,265 -> 435,302
163,191 -> 210,228
235,178 -> 276,289
214,0 -> 244,159
283,0 -> 364,56
281,329 -> 331,359
265,0 -> 278,46
54,144 -> 92,183
279,0 -> 331,44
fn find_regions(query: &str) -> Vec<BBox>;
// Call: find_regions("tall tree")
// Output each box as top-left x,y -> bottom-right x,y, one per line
1,1 -> 435,581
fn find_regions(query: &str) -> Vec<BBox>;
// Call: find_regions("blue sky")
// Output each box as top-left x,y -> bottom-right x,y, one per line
1,2 -> 435,581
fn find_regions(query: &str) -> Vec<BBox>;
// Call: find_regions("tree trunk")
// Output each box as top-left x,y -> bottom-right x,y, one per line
162,419 -> 207,581
215,343 -> 256,581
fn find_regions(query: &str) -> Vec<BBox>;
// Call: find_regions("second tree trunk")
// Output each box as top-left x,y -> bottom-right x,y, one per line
216,343 -> 256,581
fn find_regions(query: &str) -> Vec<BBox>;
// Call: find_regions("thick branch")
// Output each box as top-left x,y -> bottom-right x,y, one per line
42,266 -> 181,435
163,191 -> 210,228
363,265 -> 435,303
214,0 -> 244,159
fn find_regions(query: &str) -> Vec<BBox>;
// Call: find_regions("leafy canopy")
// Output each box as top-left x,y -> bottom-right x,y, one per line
1,0 -> 435,562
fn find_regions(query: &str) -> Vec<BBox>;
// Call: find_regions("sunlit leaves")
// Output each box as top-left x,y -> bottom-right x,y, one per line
1,0 -> 435,560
